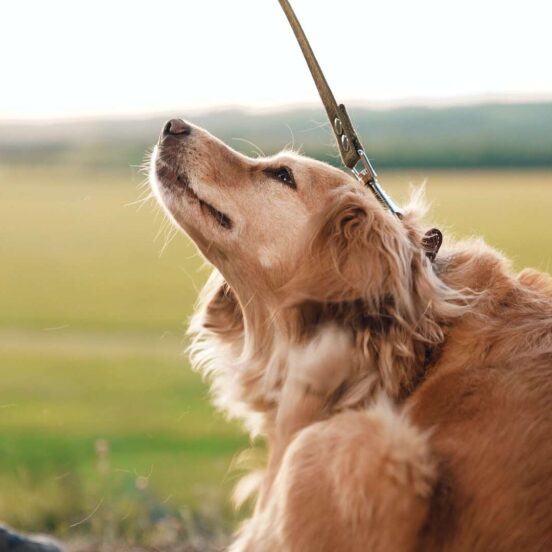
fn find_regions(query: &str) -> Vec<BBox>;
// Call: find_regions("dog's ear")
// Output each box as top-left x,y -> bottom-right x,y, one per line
286,187 -> 466,397
287,187 -> 413,306
196,271 -> 244,341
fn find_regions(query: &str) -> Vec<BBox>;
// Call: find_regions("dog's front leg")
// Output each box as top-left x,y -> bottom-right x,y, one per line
260,327 -> 356,507
232,398 -> 436,552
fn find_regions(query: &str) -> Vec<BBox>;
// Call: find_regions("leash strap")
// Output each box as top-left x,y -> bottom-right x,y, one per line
277,0 -> 443,261
277,0 -> 403,218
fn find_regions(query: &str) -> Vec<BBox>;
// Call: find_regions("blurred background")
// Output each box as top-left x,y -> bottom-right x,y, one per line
1,0 -> 551,549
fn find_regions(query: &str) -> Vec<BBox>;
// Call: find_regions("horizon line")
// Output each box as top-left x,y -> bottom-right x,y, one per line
1,92 -> 552,125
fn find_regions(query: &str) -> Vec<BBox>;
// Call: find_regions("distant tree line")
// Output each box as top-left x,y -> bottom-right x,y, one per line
1,102 -> 551,169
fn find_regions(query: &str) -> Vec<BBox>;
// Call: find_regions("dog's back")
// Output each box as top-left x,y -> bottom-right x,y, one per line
410,269 -> 552,551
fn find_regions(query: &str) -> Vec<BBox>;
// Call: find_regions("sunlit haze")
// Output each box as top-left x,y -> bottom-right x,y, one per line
2,0 -> 552,120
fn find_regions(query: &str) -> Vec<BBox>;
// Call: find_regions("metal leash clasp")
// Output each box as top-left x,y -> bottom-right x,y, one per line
352,149 -> 404,217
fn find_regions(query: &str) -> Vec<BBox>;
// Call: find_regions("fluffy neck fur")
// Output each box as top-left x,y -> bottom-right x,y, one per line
187,190 -> 477,438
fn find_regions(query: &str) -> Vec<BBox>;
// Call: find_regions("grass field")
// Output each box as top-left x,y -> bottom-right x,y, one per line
1,164 -> 551,543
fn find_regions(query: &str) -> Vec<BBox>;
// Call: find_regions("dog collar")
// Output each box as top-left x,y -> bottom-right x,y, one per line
278,0 -> 442,261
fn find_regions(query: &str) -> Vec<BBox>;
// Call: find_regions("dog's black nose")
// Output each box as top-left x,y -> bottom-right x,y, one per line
163,118 -> 192,137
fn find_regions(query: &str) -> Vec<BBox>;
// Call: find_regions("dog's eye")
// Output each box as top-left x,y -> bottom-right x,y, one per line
275,168 -> 293,185
264,167 -> 296,189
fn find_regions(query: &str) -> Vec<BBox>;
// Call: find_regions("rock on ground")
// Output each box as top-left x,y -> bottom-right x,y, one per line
0,525 -> 64,552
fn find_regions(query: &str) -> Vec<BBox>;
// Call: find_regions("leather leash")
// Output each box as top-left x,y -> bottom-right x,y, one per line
277,0 -> 402,217
277,0 -> 442,261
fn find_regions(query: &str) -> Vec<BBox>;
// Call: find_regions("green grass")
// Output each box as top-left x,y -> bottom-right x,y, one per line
0,164 -> 551,539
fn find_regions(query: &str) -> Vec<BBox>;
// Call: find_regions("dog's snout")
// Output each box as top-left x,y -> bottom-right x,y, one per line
163,118 -> 192,138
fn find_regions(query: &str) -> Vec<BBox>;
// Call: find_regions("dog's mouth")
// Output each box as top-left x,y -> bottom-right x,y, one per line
155,152 -> 233,231
176,173 -> 233,230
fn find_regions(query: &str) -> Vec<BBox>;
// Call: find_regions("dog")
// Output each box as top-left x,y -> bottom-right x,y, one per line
149,117 -> 552,552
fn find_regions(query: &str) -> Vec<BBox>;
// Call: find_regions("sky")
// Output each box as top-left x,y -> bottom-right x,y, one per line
1,0 -> 552,120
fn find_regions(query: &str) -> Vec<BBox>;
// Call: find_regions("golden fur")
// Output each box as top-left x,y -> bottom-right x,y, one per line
150,120 -> 552,551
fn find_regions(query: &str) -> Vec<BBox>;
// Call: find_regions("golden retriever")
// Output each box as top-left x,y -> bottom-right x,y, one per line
149,118 -> 552,552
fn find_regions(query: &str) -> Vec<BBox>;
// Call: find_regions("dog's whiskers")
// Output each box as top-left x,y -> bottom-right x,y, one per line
154,215 -> 173,244
303,119 -> 331,132
232,137 -> 266,158
158,226 -> 178,258
125,192 -> 155,210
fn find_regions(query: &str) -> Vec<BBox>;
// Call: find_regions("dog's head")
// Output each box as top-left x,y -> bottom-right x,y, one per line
150,119 -> 464,432
150,118 -> 362,296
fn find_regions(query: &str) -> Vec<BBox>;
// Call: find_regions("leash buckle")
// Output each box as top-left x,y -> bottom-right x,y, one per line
352,150 -> 403,217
